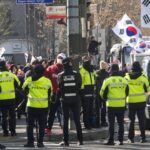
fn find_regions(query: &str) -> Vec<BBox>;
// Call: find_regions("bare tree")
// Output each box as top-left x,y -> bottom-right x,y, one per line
0,4 -> 14,37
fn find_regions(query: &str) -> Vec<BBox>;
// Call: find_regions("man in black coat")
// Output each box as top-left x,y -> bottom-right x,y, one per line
58,57 -> 83,146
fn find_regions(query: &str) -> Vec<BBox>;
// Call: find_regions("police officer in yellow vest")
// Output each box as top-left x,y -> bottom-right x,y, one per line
23,64 -> 52,148
125,61 -> 150,143
80,55 -> 95,129
100,64 -> 129,145
0,60 -> 20,137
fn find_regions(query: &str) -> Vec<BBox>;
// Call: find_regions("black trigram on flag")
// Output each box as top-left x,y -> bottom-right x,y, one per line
142,0 -> 150,7
143,14 -> 150,24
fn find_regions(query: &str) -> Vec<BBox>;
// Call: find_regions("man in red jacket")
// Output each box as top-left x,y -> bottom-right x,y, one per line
44,53 -> 66,135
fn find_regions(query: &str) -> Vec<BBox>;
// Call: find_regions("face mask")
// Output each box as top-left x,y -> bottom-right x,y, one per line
57,58 -> 63,64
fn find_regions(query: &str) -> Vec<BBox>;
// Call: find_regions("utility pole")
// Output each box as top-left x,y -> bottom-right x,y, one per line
79,0 -> 87,53
67,0 -> 81,129
67,0 -> 80,56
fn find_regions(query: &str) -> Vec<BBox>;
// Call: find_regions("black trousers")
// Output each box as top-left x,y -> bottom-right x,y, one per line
82,97 -> 93,128
1,104 -> 16,134
95,95 -> 107,126
108,108 -> 125,142
62,101 -> 83,143
47,93 -> 61,128
27,107 -> 48,144
128,107 -> 145,140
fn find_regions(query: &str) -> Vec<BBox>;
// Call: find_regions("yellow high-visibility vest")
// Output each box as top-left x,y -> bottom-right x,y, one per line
0,71 -> 20,100
100,76 -> 128,107
125,73 -> 150,103
23,76 -> 52,108
79,66 -> 95,89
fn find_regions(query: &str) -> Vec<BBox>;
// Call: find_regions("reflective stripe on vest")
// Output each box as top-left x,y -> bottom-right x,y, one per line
85,94 -> 93,97
108,97 -> 126,100
64,93 -> 77,97
0,77 -> 13,81
29,97 -> 48,101
64,83 -> 76,86
0,90 -> 15,94
129,93 -> 145,97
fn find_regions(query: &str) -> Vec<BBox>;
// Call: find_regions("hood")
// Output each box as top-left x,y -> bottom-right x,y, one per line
129,72 -> 142,79
32,74 -> 43,81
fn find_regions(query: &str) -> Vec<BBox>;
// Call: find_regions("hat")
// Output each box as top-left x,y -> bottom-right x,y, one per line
57,53 -> 66,60
0,60 -> 6,69
100,61 -> 108,70
62,57 -> 71,66
34,64 -> 45,75
110,64 -> 119,73
132,61 -> 142,72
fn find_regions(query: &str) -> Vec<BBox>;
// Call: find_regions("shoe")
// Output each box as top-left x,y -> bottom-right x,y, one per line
77,141 -> 83,146
85,126 -> 92,130
59,141 -> 69,146
140,139 -> 147,143
119,142 -> 123,145
11,132 -> 17,136
37,142 -> 44,147
104,141 -> 115,145
101,122 -> 108,127
45,128 -> 51,135
24,143 -> 34,147
127,139 -> 134,143
3,132 -> 9,137
0,144 -> 6,149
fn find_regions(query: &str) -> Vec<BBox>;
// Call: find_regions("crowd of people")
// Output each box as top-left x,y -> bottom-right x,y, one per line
0,52 -> 149,149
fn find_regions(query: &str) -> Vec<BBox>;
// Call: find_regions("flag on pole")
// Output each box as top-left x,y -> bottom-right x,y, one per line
112,14 -> 142,48
134,38 -> 147,53
141,0 -> 150,28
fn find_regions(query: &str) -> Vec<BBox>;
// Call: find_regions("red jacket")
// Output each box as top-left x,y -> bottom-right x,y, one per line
44,63 -> 63,93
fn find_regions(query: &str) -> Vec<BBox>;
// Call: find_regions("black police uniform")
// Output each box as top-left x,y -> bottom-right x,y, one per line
58,58 -> 83,146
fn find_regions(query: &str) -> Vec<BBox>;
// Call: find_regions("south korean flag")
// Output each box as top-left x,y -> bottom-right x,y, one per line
141,0 -> 150,28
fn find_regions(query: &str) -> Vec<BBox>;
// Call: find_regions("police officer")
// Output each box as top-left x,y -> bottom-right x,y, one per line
23,64 -> 52,148
0,60 -> 20,136
58,57 -> 83,146
125,61 -> 150,143
100,64 -> 129,145
80,55 -> 95,129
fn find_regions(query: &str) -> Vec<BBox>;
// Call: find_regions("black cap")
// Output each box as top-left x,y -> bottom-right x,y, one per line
132,61 -> 142,72
34,64 -> 45,75
110,64 -> 119,73
62,57 -> 71,66
0,60 -> 6,69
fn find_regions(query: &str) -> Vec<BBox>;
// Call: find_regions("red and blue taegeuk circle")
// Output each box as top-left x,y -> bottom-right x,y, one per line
139,42 -> 146,48
126,26 -> 137,37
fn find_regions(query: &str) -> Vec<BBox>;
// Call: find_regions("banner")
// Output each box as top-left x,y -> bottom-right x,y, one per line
141,0 -> 150,28
46,6 -> 66,19
112,14 -> 142,48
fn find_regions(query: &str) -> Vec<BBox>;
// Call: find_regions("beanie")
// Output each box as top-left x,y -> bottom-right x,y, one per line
132,61 -> 142,72
110,64 -> 119,73
34,64 -> 45,75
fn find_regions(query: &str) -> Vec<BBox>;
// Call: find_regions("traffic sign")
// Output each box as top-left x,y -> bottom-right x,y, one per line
16,0 -> 54,4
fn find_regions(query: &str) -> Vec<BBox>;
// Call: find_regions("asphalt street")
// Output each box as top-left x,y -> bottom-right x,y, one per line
0,116 -> 150,150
